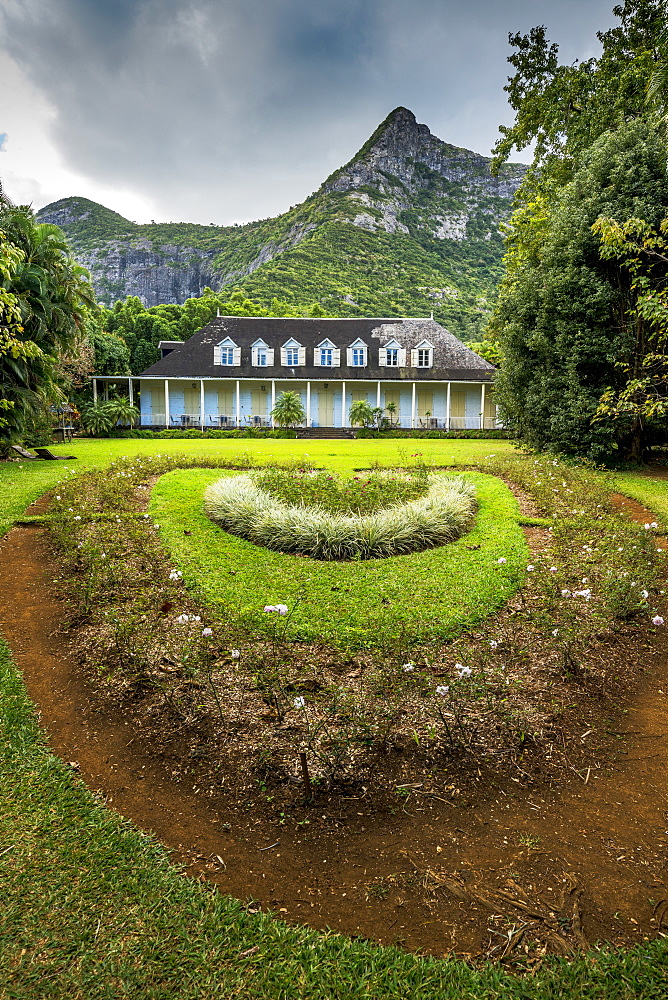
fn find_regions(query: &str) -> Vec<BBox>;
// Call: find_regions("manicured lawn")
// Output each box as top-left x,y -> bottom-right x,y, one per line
151,469 -> 527,646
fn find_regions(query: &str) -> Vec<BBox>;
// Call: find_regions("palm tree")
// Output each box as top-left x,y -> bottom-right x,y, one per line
349,399 -> 375,427
271,390 -> 306,429
107,396 -> 140,428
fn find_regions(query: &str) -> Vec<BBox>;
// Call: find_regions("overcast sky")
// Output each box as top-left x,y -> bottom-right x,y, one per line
0,0 -> 616,225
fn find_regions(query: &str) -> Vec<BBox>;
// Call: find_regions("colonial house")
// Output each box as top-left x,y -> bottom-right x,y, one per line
92,316 -> 499,430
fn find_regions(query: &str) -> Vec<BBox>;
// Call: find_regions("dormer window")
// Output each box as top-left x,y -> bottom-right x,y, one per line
251,338 -> 274,367
314,338 -> 340,367
347,338 -> 367,367
214,337 -> 241,366
411,340 -> 434,368
281,338 -> 305,367
379,339 -> 406,368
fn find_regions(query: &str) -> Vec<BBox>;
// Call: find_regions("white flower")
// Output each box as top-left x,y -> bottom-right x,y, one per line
264,605 -> 277,613
191,615 -> 201,622
497,557 -> 507,565
402,662 -> 415,672
644,524 -> 651,530
456,663 -> 472,678
527,565 -> 535,572
581,577 -> 588,585
73,515 -> 81,520
275,604 -> 288,615
652,616 -> 665,626
169,570 -> 182,581
549,566 -> 557,573
55,495 -> 61,500
489,640 -> 498,649
651,522 -> 659,529
175,614 -> 189,624
293,696 -> 306,709
641,590 -> 649,599
436,685 -> 450,696
202,627 -> 213,636
231,649 -> 240,659
552,629 -> 559,637
561,589 -> 571,597
100,553 -> 106,559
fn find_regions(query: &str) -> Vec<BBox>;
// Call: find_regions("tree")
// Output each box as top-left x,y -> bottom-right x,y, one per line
271,391 -> 305,429
349,399 -> 375,427
591,215 -> 668,451
490,2 -> 668,461
91,329 -> 131,375
0,206 -> 97,440
494,122 -> 668,461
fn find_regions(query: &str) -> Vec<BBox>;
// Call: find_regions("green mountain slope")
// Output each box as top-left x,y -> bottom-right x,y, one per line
36,108 -> 526,339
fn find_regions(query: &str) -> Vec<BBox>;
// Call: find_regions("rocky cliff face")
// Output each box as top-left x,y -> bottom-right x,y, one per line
36,108 -> 527,313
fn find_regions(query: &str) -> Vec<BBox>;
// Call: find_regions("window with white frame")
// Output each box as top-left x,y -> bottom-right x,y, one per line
214,337 -> 241,366
379,339 -> 405,367
320,348 -> 333,366
281,338 -> 305,366
251,339 -> 274,367
347,339 -> 367,366
411,340 -> 434,368
314,339 -> 340,367
286,347 -> 300,365
386,348 -> 399,366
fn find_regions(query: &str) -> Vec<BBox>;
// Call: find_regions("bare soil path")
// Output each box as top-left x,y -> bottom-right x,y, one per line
1,498 -> 668,960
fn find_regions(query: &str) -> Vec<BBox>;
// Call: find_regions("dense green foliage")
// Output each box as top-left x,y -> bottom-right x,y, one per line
0,206 -> 97,440
491,0 -> 668,461
495,122 -> 668,461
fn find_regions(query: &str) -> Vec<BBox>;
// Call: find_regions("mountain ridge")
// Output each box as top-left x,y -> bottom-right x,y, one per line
36,108 -> 527,338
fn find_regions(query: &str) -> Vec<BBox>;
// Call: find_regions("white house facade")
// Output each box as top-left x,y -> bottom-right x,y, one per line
92,316 -> 499,430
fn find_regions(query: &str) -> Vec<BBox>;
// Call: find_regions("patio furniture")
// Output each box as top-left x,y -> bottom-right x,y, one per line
34,447 -> 77,460
10,445 -> 38,460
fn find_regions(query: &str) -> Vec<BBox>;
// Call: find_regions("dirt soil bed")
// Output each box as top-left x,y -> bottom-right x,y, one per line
1,496 -> 668,964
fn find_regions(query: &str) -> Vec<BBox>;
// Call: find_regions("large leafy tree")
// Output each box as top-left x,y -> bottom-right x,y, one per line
491,1 -> 668,461
0,205 -> 97,440
495,123 -> 668,461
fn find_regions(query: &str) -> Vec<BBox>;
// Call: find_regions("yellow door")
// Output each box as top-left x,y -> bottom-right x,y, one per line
318,391 -> 334,426
251,389 -> 267,419
183,387 -> 200,420
417,390 -> 433,418
219,389 -> 235,420
383,389 -> 401,424
450,390 -> 466,429
484,390 -> 496,429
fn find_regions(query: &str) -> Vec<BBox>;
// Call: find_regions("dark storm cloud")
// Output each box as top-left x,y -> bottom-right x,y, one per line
0,0 -> 616,223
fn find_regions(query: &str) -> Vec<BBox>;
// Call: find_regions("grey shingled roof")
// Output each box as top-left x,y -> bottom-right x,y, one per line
140,316 -> 495,382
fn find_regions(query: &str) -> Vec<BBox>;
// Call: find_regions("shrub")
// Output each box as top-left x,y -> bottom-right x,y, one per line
204,473 -> 477,560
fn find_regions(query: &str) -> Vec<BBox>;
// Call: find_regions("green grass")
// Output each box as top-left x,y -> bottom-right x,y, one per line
2,438 -> 668,996
151,470 -> 526,646
613,473 -> 668,528
0,438 -> 515,536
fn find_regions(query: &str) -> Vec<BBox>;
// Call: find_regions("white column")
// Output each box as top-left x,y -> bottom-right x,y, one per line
341,381 -> 347,428
376,380 -> 381,409
128,378 -> 133,405
164,379 -> 170,426
92,379 -> 98,405
411,382 -> 416,429
200,379 -> 205,430
480,382 -> 486,430
446,382 -> 451,431
306,382 -> 311,427
104,382 -> 109,401
271,380 -> 276,428
236,380 -> 240,427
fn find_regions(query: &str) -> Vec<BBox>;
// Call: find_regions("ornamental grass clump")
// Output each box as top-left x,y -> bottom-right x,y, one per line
203,473 -> 477,560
